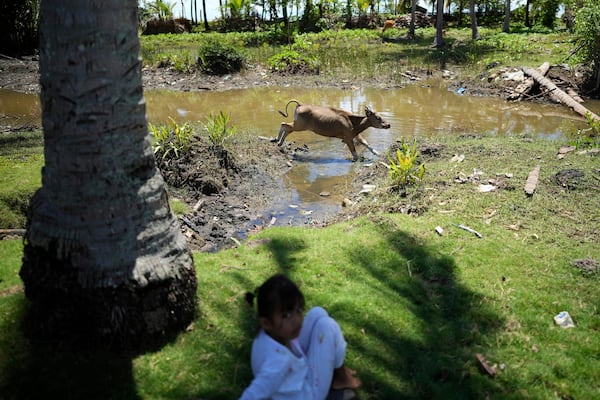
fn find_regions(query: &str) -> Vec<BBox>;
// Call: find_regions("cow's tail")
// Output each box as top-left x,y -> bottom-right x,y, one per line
278,99 -> 301,118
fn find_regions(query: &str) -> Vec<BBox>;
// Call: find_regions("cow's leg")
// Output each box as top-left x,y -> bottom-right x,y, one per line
343,136 -> 359,161
355,134 -> 380,156
277,123 -> 293,146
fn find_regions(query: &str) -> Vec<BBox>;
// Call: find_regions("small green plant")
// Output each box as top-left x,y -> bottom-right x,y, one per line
149,117 -> 194,160
197,40 -> 246,75
387,138 -> 425,187
203,111 -> 237,146
267,49 -> 319,74
569,113 -> 600,149
170,51 -> 194,73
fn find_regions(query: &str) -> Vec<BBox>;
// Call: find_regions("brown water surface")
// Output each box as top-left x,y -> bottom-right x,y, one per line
2,85 -> 599,224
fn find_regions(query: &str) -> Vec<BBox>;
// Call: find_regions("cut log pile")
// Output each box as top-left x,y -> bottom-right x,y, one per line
393,12 -> 434,29
508,63 -> 600,122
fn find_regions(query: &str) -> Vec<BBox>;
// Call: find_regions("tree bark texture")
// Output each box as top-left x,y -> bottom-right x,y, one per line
434,0 -> 444,47
522,66 -> 600,122
469,0 -> 480,40
20,0 -> 197,348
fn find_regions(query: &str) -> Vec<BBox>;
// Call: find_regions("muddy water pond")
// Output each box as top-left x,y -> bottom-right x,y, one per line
2,84 -> 599,224
149,84 -> 598,223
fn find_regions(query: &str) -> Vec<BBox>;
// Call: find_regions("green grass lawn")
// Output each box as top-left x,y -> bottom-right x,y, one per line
1,129 -> 598,399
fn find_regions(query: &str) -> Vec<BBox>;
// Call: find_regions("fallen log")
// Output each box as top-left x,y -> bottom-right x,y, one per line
566,87 -> 584,103
522,66 -> 600,122
508,62 -> 550,101
524,165 -> 541,196
0,229 -> 26,238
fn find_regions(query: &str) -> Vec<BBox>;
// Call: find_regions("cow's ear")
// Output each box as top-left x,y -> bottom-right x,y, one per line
365,106 -> 373,115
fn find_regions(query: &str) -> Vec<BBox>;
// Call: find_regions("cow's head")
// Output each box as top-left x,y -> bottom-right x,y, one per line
365,106 -> 391,129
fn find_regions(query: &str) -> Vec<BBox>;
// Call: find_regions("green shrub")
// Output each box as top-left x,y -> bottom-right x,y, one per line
197,40 -> 246,75
149,117 -> 194,160
573,0 -> 600,87
203,111 -> 237,146
267,49 -> 319,74
569,113 -> 600,149
387,138 -> 425,188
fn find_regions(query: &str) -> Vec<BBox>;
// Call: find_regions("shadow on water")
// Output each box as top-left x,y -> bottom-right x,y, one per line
258,217 -> 504,399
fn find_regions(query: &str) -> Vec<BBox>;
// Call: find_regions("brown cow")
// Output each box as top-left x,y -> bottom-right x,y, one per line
382,19 -> 398,33
277,99 -> 391,161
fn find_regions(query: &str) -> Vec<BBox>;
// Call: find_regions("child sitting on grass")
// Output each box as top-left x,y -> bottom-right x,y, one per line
240,273 -> 361,400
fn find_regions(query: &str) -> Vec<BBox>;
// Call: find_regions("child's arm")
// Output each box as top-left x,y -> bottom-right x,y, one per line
239,353 -> 291,400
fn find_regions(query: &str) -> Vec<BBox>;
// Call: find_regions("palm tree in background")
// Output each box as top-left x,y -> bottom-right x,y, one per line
502,0 -> 510,32
470,0 -> 480,40
433,0 -> 444,47
20,0 -> 197,348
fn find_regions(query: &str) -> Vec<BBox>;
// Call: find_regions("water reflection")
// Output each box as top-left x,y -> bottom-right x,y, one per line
0,89 -> 41,128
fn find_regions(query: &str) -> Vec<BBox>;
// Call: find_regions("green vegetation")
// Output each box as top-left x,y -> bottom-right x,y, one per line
1,129 -> 598,399
267,49 -> 320,74
386,138 -> 426,188
567,112 -> 600,149
0,0 -> 39,55
149,117 -> 194,160
0,131 -> 43,228
202,111 -> 237,146
140,27 -> 578,84
573,0 -> 600,88
197,39 -> 246,75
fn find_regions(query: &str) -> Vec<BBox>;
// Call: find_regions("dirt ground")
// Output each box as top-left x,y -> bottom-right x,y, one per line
0,55 -> 592,251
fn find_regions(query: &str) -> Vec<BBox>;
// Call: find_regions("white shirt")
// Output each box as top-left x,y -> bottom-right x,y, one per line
239,329 -> 314,400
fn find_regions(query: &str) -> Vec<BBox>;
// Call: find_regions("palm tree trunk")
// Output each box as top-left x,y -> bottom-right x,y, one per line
470,0 -> 480,40
433,0 -> 444,47
408,0 -> 416,39
502,0 -> 510,32
20,0 -> 197,349
203,0 -> 210,31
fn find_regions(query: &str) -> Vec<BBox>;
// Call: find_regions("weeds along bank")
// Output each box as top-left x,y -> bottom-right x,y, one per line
138,27 -> 598,96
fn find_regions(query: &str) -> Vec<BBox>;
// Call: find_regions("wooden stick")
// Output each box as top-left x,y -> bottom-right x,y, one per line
524,165 -> 541,196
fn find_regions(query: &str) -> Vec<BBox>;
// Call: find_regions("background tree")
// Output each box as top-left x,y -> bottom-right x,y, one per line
502,0 -> 510,32
573,0 -> 600,92
0,0 -> 39,56
408,0 -> 417,39
539,0 -> 560,29
433,0 -> 444,47
470,0 -> 480,40
20,0 -> 198,348
203,0 -> 211,30
145,0 -> 176,20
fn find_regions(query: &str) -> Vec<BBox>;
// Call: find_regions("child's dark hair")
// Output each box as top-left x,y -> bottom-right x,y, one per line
246,274 -> 305,319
